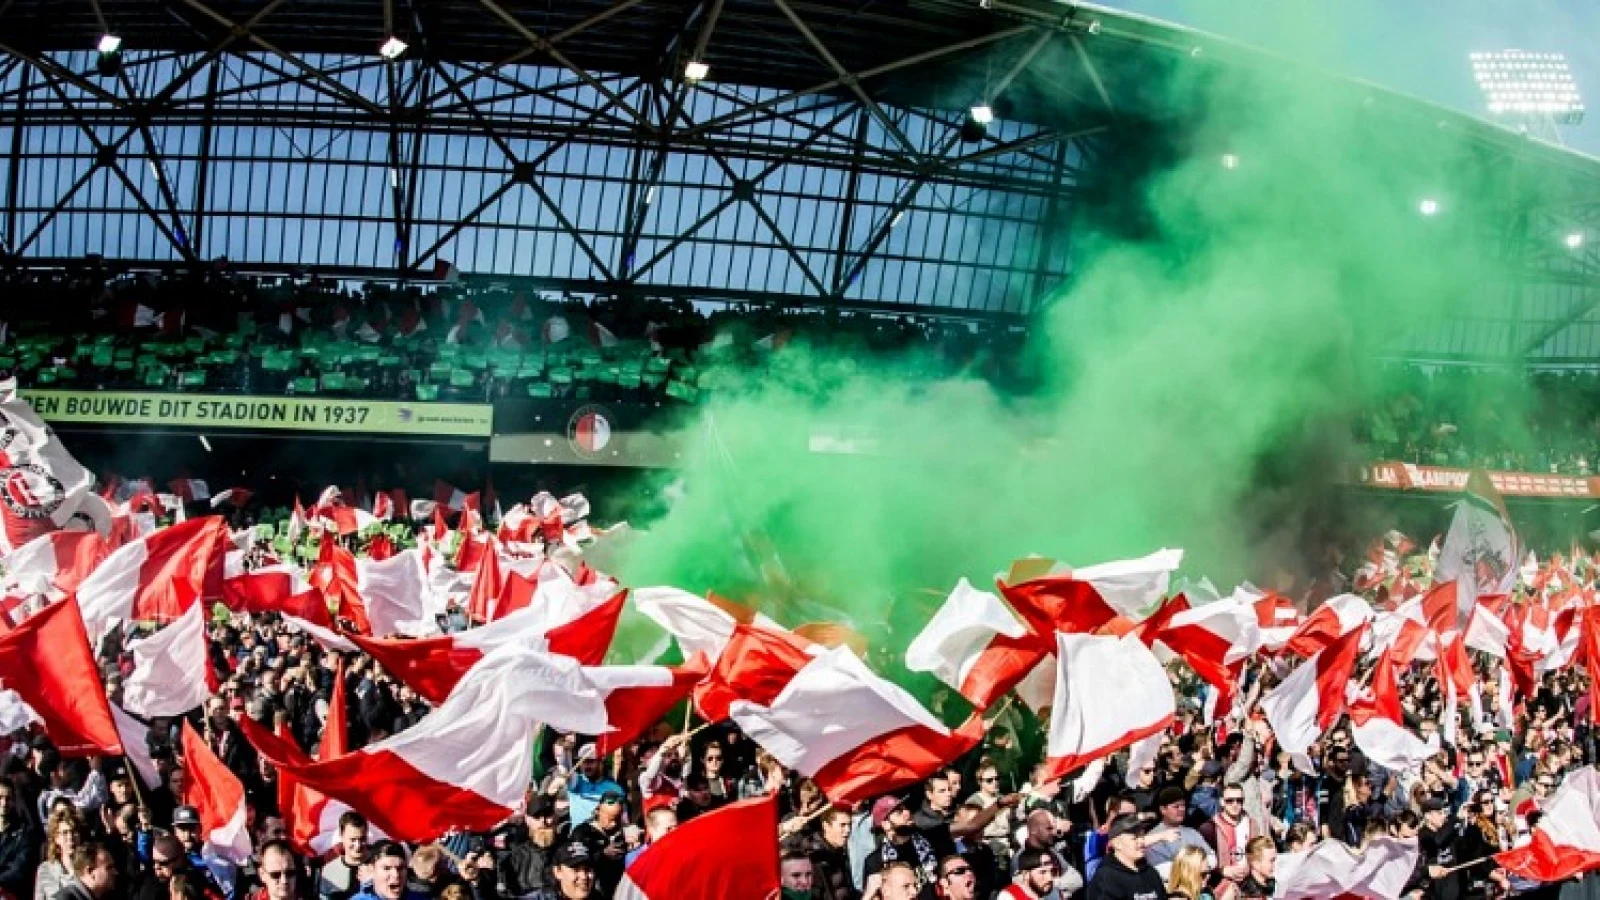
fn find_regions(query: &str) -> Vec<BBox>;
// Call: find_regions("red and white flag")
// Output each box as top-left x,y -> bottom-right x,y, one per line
208,489 -> 252,510
632,586 -> 786,663
729,645 -> 983,806
110,704 -> 160,789
1273,836 -> 1420,900
999,549 -> 1183,637
693,623 -> 816,723
0,383 -> 96,552
356,549 -> 439,638
1495,766 -> 1600,883
1260,624 -> 1367,761
1040,631 -> 1175,780
0,598 -> 122,755
347,589 -> 626,704
1155,593 -> 1260,706
1347,650 -> 1439,772
3,530 -> 108,599
433,481 -> 472,513
168,479 -> 211,503
905,578 -> 1036,711
244,644 -> 610,842
179,721 -> 252,865
1282,594 -> 1372,658
615,795 -> 779,900
121,602 -> 213,718
590,655 -> 711,754
76,516 -> 229,640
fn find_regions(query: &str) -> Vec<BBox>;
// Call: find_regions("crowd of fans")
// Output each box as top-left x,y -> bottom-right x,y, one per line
0,506 -> 1593,900
0,264 -> 1028,406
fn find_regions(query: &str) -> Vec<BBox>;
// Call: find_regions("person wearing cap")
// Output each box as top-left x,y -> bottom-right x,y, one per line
1142,787 -> 1213,880
1084,814 -> 1167,900
999,847 -> 1059,900
525,844 -> 596,900
1418,795 -> 1464,900
173,806 -> 237,900
567,788 -> 626,898
861,796 -> 938,900
564,745 -> 622,829
499,796 -> 559,899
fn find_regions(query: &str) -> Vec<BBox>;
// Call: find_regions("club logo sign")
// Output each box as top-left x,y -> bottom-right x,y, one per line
0,463 -> 65,520
567,404 -> 614,458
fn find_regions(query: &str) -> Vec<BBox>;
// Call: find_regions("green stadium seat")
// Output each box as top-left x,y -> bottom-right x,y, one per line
290,376 -> 318,393
415,384 -> 439,401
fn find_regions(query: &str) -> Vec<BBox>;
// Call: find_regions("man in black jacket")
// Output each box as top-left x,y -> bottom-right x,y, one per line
1085,815 -> 1167,900
0,782 -> 37,900
498,797 -> 559,899
1418,797 -> 1464,900
58,844 -> 118,900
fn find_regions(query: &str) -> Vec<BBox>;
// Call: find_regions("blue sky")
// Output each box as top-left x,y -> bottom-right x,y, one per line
1106,0 -> 1600,156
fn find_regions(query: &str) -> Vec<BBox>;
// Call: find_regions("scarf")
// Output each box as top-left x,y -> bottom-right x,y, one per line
879,830 -> 938,889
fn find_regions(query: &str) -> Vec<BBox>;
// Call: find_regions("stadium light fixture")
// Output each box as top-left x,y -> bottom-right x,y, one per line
379,36 -> 408,60
970,105 -> 995,126
1221,153 -> 1239,170
97,34 -> 122,54
199,435 -> 212,452
684,60 -> 710,83
1419,198 -> 1440,216
1567,231 -> 1585,249
1086,19 -> 1101,34
1470,50 -> 1584,124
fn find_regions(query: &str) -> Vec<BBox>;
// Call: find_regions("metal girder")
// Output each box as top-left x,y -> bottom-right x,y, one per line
768,0 -> 916,158
476,0 -> 650,130
836,28 -> 1055,294
177,0 -> 385,116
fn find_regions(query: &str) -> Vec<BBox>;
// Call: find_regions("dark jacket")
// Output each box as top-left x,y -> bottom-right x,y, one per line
496,843 -> 552,899
0,823 -> 37,900
1085,854 -> 1167,900
54,878 -> 96,900
795,836 -> 855,900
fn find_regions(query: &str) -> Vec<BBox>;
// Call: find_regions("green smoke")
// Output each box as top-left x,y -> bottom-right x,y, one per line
608,24 -> 1526,637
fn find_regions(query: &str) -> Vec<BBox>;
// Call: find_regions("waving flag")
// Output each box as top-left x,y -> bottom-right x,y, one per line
3,530 -> 108,599
632,586 -> 785,663
615,795 -> 779,900
1260,624 -> 1367,761
1495,766 -> 1600,883
693,623 -> 814,723
905,578 -> 1037,711
0,598 -> 122,755
729,645 -> 982,806
1436,470 -> 1519,624
1273,836 -> 1419,900
179,721 -> 252,866
76,516 -> 229,640
591,655 -> 711,754
1282,594 -> 1372,658
121,602 -> 213,717
1041,631 -> 1175,780
348,589 -> 625,704
0,383 -> 96,552
243,644 -> 609,842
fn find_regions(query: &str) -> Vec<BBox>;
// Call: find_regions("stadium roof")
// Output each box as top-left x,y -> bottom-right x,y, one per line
5,0 -> 1600,356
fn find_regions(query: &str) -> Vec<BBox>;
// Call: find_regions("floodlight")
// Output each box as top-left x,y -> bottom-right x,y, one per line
379,36 -> 408,59
1221,153 -> 1239,170
97,34 -> 122,54
970,105 -> 995,125
1470,50 -> 1584,124
1419,198 -> 1440,216
684,60 -> 710,83
1567,231 -> 1585,249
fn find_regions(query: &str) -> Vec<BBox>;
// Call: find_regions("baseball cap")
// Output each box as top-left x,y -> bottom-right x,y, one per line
870,795 -> 907,830
173,806 -> 202,828
1420,795 -> 1449,813
552,843 -> 594,869
526,796 -> 557,819
1105,813 -> 1148,843
1016,847 -> 1055,872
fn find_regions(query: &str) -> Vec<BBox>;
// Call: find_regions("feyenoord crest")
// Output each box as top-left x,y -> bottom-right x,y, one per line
0,462 -> 65,520
567,404 -> 614,458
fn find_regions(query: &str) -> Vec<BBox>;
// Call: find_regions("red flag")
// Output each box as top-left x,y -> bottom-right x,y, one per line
615,796 -> 779,900
0,599 -> 122,755
692,624 -> 813,722
592,654 -> 711,755
465,539 -> 504,624
179,721 -> 251,864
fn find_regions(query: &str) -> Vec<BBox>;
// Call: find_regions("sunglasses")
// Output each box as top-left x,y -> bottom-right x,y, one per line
942,866 -> 972,878
979,776 -> 998,783
600,796 -> 623,805
262,871 -> 294,881
1223,797 -> 1244,804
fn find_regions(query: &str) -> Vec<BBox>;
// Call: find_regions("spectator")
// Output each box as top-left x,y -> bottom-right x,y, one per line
1000,847 -> 1060,900
172,807 -> 235,900
792,807 -> 856,900
0,781 -> 38,900
624,807 -> 675,869
1164,846 -> 1213,900
567,792 -> 625,897
932,855 -> 978,900
353,842 -> 425,900
58,843 -> 117,900
1084,815 -> 1166,900
564,748 -> 622,829
1198,784 -> 1250,885
531,844 -> 595,900
1143,787 -> 1215,880
35,807 -> 83,900
498,797 -> 558,898
875,862 -> 922,900
862,797 -> 938,900
1233,838 -> 1275,900
247,841 -> 299,900
696,743 -> 735,804
780,851 -> 817,899
317,813 -> 368,900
